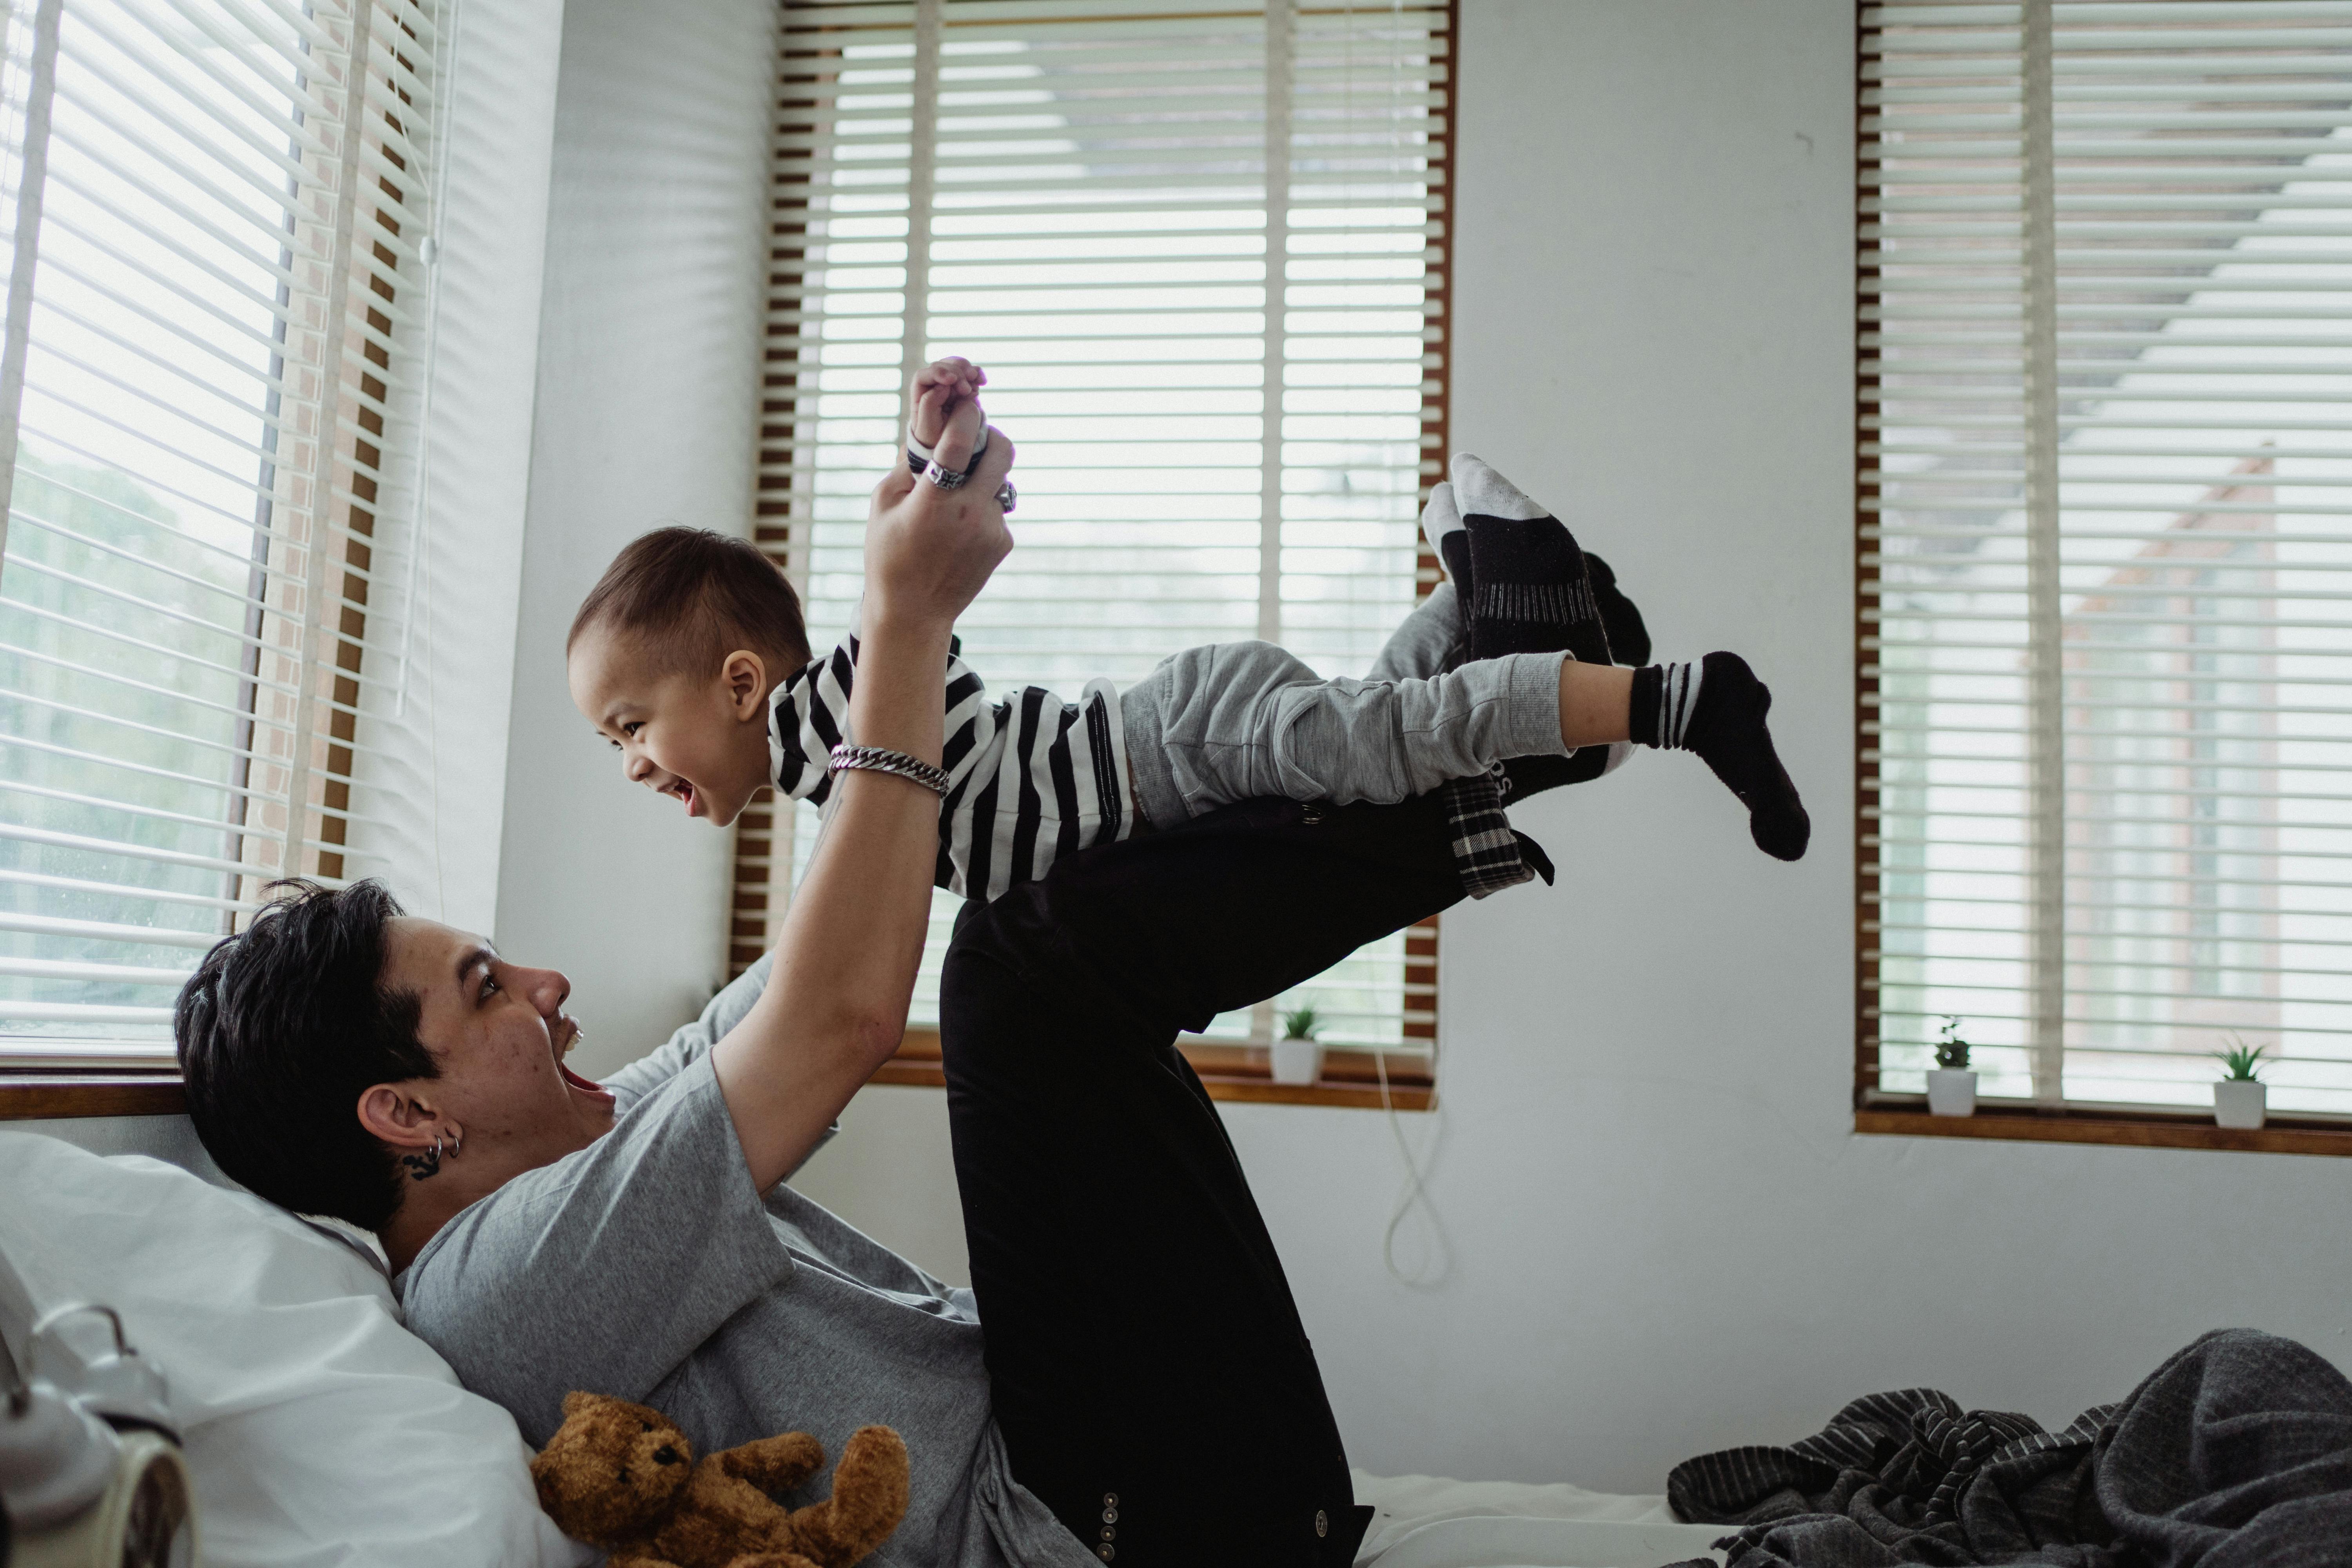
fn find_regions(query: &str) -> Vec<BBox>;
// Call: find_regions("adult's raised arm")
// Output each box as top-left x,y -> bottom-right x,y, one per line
711,423 -> 1014,1191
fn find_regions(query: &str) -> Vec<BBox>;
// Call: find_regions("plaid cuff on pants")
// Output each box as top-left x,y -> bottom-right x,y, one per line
1441,768 -> 1536,899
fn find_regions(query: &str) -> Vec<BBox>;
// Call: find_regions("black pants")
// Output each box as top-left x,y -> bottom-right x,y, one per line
938,793 -> 1470,1568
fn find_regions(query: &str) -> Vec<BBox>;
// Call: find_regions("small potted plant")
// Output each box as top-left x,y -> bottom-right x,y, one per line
1270,1006 -> 1323,1086
2212,1038 -> 2267,1131
1926,1016 -> 1977,1117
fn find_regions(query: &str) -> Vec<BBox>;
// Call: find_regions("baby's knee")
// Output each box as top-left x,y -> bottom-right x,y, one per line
1154,641 -> 1316,724
1218,639 -> 1313,675
1173,638 -> 1305,678
1269,681 -> 1400,799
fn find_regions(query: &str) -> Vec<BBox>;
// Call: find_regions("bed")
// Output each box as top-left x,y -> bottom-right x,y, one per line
0,1128 -> 1722,1568
1354,1474 -> 1724,1566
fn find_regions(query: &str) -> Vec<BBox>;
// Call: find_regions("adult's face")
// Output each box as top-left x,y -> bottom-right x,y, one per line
368,917 -> 616,1178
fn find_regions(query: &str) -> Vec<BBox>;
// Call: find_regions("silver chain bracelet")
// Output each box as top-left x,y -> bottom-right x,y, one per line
827,744 -> 951,797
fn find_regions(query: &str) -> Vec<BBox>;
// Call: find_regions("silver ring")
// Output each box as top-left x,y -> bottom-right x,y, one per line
994,479 -> 1016,514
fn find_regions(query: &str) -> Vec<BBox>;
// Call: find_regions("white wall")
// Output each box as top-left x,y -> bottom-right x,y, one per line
349,0 -> 564,934
493,0 -> 779,1070
793,0 -> 2352,1495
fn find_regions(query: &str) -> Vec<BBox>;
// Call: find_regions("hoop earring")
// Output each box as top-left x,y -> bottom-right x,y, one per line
448,1131 -> 463,1159
429,1134 -> 443,1163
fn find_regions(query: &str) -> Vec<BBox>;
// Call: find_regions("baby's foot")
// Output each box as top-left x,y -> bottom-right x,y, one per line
1449,454 -> 1612,668
1632,652 -> 1809,861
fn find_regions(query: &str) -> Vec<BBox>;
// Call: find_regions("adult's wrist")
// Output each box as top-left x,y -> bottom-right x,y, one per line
856,604 -> 956,657
842,612 -> 953,768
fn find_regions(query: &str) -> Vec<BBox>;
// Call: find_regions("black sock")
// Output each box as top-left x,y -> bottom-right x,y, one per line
1451,455 -> 1612,667
1583,553 -> 1650,667
1463,519 -> 1612,667
1630,653 -> 1809,861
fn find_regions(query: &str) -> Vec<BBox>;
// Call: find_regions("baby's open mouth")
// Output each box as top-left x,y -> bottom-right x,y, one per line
667,780 -> 699,816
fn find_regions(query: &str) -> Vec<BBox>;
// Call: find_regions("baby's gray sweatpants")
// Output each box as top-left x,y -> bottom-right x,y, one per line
1119,582 -> 1570,829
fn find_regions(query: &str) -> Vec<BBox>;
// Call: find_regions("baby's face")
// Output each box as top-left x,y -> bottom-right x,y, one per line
568,627 -> 772,829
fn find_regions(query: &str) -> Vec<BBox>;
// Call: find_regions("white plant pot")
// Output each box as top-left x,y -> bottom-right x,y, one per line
1926,1069 -> 1978,1117
2214,1080 -> 2267,1131
1270,1037 -> 1325,1086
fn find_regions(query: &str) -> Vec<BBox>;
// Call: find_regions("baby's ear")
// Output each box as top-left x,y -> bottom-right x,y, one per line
723,649 -> 768,713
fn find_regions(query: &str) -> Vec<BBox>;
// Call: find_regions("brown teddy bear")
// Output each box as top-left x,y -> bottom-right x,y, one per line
530,1391 -> 909,1568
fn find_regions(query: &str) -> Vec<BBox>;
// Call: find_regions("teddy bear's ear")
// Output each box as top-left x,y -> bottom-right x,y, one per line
561,1390 -> 601,1418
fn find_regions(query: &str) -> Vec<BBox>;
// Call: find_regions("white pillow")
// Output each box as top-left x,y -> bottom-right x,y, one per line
0,1131 -> 596,1568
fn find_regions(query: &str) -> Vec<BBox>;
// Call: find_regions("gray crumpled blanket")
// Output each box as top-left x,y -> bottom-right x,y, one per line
1662,1328 -> 2352,1568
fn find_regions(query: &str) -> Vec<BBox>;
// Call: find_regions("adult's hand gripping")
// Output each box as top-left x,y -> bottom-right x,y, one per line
863,422 -> 1015,635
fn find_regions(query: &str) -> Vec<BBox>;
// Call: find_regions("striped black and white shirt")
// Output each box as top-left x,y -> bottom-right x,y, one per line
769,637 -> 1135,903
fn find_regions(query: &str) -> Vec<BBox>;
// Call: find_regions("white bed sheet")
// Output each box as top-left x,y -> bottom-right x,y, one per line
1352,1471 -> 1727,1568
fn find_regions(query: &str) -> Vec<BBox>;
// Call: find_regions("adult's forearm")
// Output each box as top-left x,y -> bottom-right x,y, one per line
711,416 -> 1013,1191
771,612 -> 951,1038
838,610 -> 951,767
716,613 -> 953,1189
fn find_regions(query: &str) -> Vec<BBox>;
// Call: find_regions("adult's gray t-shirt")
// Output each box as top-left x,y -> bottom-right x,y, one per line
394,959 -> 1093,1568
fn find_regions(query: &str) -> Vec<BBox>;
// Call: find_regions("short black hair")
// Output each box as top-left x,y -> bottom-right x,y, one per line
176,879 -> 435,1231
567,527 -> 812,685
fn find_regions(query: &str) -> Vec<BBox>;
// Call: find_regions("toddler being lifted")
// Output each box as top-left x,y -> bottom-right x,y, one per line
566,358 -> 1808,903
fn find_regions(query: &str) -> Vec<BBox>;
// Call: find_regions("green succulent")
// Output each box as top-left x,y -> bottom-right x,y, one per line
2214,1037 -> 2266,1083
1280,1005 -> 1319,1042
1933,1016 -> 1971,1071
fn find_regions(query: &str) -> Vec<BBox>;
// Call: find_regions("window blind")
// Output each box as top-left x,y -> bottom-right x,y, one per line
1860,0 -> 2352,1116
0,0 -> 448,1067
738,0 -> 1452,1054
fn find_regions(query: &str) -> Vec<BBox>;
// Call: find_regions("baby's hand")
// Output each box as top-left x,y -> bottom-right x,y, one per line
911,356 -> 987,467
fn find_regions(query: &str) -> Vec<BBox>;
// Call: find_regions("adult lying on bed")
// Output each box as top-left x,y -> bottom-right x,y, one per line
171,436 -> 1543,1568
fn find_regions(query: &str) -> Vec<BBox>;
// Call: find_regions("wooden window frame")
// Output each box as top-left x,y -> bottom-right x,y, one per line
0,1075 -> 186,1120
737,0 -> 1461,1112
1848,3 -> 2352,1160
